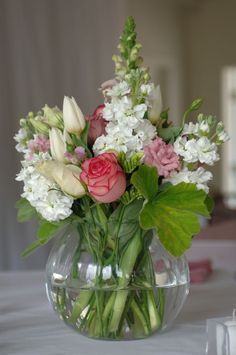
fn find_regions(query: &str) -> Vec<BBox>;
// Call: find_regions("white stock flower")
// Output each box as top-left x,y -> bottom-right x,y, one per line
182,122 -> 199,136
93,80 -> 156,156
197,137 -> 219,165
106,81 -> 130,98
174,136 -> 219,165
217,130 -> 230,143
199,121 -> 210,134
133,104 -> 147,119
14,128 -> 28,153
140,83 -> 154,96
164,167 -> 213,193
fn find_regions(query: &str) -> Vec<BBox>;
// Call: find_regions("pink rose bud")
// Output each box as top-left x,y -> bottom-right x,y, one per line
87,105 -> 107,145
80,152 -> 126,203
99,78 -> 117,92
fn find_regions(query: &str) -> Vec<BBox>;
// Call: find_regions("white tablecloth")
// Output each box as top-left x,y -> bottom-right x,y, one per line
0,270 -> 236,355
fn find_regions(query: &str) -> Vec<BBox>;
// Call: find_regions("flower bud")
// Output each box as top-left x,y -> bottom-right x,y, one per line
63,96 -> 85,135
63,129 -> 73,145
43,105 -> 63,129
37,160 -> 86,198
29,118 -> 49,135
148,85 -> 163,124
49,128 -> 66,162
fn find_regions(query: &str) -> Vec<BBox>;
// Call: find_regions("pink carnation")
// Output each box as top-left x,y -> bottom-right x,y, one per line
144,137 -> 180,177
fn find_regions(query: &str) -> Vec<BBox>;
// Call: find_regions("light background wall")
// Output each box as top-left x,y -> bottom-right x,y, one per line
0,0 -> 235,270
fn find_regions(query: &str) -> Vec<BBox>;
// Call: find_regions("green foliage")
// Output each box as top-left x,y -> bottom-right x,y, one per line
131,165 -> 158,200
21,218 -> 72,257
205,195 -> 215,214
21,240 -> 44,257
118,151 -> 143,173
157,126 -> 182,143
71,122 -> 92,157
139,183 -> 210,256
189,98 -> 204,111
117,16 -> 142,70
182,98 -> 203,125
108,199 -> 144,250
120,186 -> 141,205
15,198 -> 37,222
80,121 -> 90,146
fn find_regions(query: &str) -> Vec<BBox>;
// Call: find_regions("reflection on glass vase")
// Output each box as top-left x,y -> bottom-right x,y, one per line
46,226 -> 189,340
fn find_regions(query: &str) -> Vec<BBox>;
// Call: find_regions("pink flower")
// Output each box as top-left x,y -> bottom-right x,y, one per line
144,137 -> 180,177
87,105 -> 107,145
27,134 -> 50,155
99,78 -> 117,92
64,146 -> 85,165
80,153 -> 126,203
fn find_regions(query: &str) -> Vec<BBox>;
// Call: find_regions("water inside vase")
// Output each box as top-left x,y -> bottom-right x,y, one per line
46,280 -> 189,340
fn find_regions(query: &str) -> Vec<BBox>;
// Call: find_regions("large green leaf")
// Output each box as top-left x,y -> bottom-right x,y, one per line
139,183 -> 210,256
108,199 -> 143,250
131,165 -> 158,200
15,198 -> 37,222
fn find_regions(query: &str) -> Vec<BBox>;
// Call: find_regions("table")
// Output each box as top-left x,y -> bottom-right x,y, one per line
0,270 -> 236,355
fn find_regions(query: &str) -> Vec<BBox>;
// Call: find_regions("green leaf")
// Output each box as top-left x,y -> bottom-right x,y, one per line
205,195 -> 215,214
158,126 -> 182,143
139,183 -> 210,256
21,218 -> 71,257
37,219 -> 68,242
21,240 -> 43,257
80,121 -> 90,146
131,165 -> 158,200
15,198 -> 37,222
108,199 -> 143,250
160,109 -> 169,121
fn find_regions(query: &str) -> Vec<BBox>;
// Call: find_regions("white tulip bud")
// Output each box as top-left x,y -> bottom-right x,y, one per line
63,96 -> 85,135
148,85 -> 163,124
37,160 -> 86,198
63,129 -> 73,145
49,128 -> 66,162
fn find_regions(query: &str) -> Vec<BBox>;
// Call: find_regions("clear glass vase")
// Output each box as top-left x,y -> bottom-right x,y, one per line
46,225 -> 189,340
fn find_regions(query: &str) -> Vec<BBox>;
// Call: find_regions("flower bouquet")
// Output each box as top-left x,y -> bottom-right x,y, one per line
15,17 -> 229,340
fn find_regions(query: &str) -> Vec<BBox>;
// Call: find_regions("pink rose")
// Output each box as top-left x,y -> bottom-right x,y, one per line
87,105 -> 107,145
80,152 -> 126,203
144,137 -> 180,177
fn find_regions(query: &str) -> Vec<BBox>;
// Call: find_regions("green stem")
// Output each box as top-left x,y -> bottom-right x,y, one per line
108,228 -> 142,333
68,289 -> 93,324
130,298 -> 149,335
147,290 -> 161,331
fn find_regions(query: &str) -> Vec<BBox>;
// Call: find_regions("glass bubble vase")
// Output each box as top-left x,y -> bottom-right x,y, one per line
46,224 -> 189,340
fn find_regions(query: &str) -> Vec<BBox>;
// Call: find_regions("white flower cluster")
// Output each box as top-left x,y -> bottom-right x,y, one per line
174,136 -> 219,165
16,153 -> 73,222
164,167 -> 213,193
93,81 -> 156,156
182,121 -> 210,136
14,128 -> 28,154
